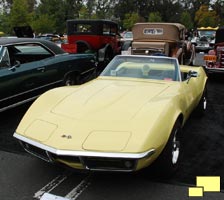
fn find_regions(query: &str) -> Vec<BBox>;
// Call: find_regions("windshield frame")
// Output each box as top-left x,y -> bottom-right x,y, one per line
101,55 -> 181,82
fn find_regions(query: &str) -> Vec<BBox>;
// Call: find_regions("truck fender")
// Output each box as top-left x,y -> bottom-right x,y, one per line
76,40 -> 91,53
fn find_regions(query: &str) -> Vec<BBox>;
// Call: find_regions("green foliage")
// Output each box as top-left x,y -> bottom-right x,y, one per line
9,0 -> 31,29
195,5 -> 219,27
1,0 -> 224,35
31,14 -> 56,34
211,0 -> 224,26
180,11 -> 194,30
0,13 -> 11,35
148,12 -> 162,22
123,13 -> 140,31
35,0 -> 66,33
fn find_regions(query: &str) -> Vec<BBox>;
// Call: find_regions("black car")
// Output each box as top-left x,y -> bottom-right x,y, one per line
0,38 -> 97,112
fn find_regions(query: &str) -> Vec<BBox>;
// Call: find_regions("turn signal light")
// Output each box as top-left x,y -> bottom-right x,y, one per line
204,55 -> 217,62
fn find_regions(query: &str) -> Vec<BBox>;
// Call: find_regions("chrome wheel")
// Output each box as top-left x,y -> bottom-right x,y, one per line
172,131 -> 180,165
65,79 -> 73,86
203,96 -> 207,111
196,87 -> 207,116
151,120 -> 182,176
64,74 -> 80,86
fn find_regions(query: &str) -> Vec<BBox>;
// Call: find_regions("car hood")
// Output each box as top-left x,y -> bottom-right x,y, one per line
18,78 -> 176,152
51,78 -> 171,121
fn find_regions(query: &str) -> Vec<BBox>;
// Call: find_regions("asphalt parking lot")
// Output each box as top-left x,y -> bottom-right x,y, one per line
1,53 -> 224,200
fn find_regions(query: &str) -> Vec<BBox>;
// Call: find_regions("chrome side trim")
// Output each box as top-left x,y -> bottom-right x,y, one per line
0,80 -> 62,103
80,67 -> 96,75
0,95 -> 39,112
14,133 -> 155,159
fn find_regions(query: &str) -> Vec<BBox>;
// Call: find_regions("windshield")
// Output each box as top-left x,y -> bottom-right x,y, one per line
101,55 -> 180,81
198,30 -> 216,38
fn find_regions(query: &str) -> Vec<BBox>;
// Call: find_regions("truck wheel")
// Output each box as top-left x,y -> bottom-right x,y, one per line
76,41 -> 91,53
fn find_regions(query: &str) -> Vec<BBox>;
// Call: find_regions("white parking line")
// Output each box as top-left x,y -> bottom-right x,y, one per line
34,174 -> 68,199
36,173 -> 92,200
65,173 -> 92,200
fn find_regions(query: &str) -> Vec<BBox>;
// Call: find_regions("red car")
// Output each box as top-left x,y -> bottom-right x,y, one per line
204,27 -> 224,74
61,19 -> 121,66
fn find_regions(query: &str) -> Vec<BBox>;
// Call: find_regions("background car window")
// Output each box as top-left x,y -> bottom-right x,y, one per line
0,46 -> 11,68
110,24 -> 117,36
7,43 -> 53,65
14,44 -> 51,55
103,24 -> 110,35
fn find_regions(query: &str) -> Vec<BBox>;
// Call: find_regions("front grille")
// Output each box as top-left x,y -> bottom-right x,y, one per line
20,141 -> 51,162
20,141 -> 138,171
132,48 -> 163,56
82,157 -> 137,171
51,154 -> 81,163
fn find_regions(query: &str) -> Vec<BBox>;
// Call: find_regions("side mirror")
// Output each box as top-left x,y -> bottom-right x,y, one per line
187,70 -> 198,83
188,70 -> 198,77
8,60 -> 21,71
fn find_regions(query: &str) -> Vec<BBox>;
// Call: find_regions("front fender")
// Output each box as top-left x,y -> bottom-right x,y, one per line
16,87 -> 78,134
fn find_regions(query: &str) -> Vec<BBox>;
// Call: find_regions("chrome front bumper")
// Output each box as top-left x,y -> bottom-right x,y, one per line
14,133 -> 155,172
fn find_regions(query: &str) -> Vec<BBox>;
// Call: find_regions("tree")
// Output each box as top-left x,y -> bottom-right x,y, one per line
211,0 -> 224,26
35,0 -> 67,33
195,5 -> 219,27
94,0 -> 116,19
123,12 -> 140,31
85,0 -> 96,19
148,12 -> 162,22
31,14 -> 56,34
180,11 -> 194,30
64,0 -> 83,19
9,0 -> 31,31
114,0 -> 137,21
0,12 -> 11,34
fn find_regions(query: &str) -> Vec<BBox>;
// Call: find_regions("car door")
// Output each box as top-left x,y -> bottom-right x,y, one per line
11,43 -> 61,92
0,43 -> 58,111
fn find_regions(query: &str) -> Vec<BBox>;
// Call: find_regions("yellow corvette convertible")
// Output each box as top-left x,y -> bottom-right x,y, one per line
14,55 -> 207,174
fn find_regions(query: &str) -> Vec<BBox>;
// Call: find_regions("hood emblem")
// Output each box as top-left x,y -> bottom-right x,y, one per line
61,134 -> 72,139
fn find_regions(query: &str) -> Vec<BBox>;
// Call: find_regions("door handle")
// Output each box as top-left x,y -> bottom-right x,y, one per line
37,67 -> 45,72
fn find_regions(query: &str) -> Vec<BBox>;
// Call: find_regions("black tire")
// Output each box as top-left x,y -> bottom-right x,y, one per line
76,41 -> 91,53
151,120 -> 182,177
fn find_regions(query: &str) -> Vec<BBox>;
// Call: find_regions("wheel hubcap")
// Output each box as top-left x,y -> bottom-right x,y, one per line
203,97 -> 207,110
172,132 -> 180,165
65,80 -> 72,86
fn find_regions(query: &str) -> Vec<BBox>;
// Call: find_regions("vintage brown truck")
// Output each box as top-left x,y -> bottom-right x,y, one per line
124,23 -> 196,65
